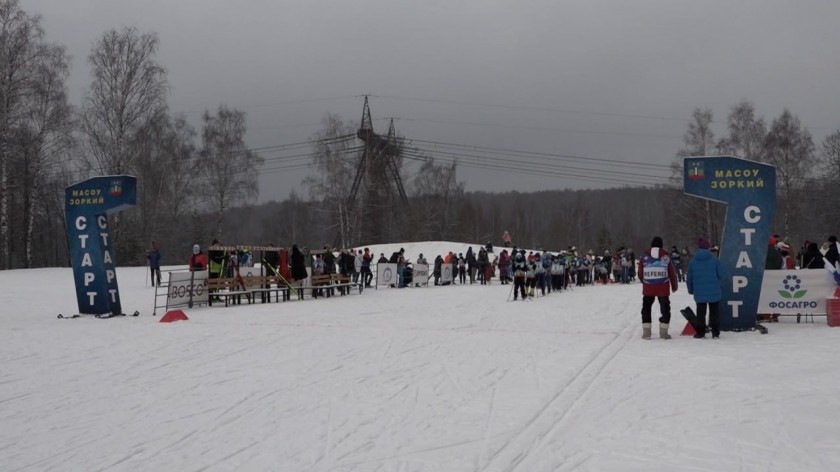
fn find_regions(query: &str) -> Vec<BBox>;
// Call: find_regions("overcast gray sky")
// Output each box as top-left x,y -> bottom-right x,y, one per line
23,0 -> 840,202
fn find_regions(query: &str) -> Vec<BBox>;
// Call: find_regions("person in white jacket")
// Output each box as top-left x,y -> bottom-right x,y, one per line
353,249 -> 363,284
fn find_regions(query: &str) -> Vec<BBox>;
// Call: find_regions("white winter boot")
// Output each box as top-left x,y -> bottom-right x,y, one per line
642,323 -> 652,340
660,323 -> 672,340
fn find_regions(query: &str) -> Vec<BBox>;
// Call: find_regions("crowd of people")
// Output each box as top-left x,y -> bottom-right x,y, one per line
153,229 -> 840,337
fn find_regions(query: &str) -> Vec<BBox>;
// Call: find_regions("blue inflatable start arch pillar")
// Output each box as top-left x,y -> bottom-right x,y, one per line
683,156 -> 776,331
65,176 -> 137,316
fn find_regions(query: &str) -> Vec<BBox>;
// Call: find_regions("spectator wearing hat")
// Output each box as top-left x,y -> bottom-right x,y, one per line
686,237 -> 724,338
638,236 -> 679,340
765,236 -> 783,270
207,239 -> 227,279
777,242 -> 794,269
188,244 -> 207,271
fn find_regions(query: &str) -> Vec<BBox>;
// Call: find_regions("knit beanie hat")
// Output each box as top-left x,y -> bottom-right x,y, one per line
697,238 -> 711,250
651,236 -> 664,248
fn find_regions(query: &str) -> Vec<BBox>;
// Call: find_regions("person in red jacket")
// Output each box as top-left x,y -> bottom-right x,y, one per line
188,244 -> 208,271
637,236 -> 679,340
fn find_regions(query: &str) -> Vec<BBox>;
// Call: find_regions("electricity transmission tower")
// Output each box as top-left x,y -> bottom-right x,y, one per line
337,96 -> 409,247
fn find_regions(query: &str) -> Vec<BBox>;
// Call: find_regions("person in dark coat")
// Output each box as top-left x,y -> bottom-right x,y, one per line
686,238 -> 724,338
466,247 -> 477,284
765,236 -> 783,270
824,235 -> 839,269
511,250 -> 527,301
147,241 -> 162,286
389,249 -> 401,264
263,244 -> 280,272
638,236 -> 679,340
433,255 -> 443,286
322,247 -> 336,275
801,241 -> 824,269
290,245 -> 307,299
290,245 -> 307,280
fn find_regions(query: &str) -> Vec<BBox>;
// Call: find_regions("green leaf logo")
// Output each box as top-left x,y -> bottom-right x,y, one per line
793,289 -> 807,298
778,290 -> 792,298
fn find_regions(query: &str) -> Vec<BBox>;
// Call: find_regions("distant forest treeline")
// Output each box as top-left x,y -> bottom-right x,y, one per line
2,0 -> 838,268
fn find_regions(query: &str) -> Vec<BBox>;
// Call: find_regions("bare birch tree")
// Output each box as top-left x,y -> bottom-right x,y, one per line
133,112 -> 198,248
763,109 -> 815,237
17,43 -> 72,267
0,0 -> 47,268
81,26 -> 167,175
303,114 -> 359,246
717,100 -> 766,162
409,158 -> 463,241
672,108 -> 722,243
198,105 -> 263,238
818,130 -> 840,226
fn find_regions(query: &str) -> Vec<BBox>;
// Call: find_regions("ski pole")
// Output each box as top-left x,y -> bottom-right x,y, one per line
506,281 -> 515,302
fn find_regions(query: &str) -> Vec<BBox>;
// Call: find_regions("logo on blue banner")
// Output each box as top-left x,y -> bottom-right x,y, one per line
683,156 -> 776,331
65,176 -> 137,315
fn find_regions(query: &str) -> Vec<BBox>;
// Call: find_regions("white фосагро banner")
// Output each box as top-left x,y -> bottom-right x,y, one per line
757,270 -> 835,314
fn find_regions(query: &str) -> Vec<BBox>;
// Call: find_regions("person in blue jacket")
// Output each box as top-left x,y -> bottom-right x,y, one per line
147,241 -> 162,286
686,237 -> 724,338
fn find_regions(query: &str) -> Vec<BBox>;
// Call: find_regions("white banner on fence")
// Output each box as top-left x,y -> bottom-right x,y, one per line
757,270 -> 835,314
413,263 -> 429,285
167,271 -> 208,308
441,264 -> 453,284
377,263 -> 398,287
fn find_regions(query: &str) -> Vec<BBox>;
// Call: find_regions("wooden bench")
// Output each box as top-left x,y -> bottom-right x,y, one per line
308,273 -> 363,298
241,275 -> 290,303
207,277 -> 252,306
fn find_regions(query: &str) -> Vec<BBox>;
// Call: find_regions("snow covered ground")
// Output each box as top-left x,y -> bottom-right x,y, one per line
2,241 -> 840,471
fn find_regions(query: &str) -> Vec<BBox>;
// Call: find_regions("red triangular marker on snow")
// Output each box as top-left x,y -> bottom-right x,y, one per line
160,309 -> 189,323
681,321 -> 696,336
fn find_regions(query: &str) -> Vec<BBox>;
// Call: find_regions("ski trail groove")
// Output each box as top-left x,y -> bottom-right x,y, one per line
480,309 -> 636,472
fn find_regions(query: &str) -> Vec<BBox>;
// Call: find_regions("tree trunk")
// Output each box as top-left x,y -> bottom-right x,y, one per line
25,174 -> 37,268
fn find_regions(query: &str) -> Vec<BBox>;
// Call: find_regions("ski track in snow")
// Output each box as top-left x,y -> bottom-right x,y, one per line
3,248 -> 840,471
480,299 -> 635,472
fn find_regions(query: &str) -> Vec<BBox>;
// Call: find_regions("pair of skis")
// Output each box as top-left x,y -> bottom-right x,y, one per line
679,306 -> 768,335
262,258 -> 300,299
58,310 -> 139,319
